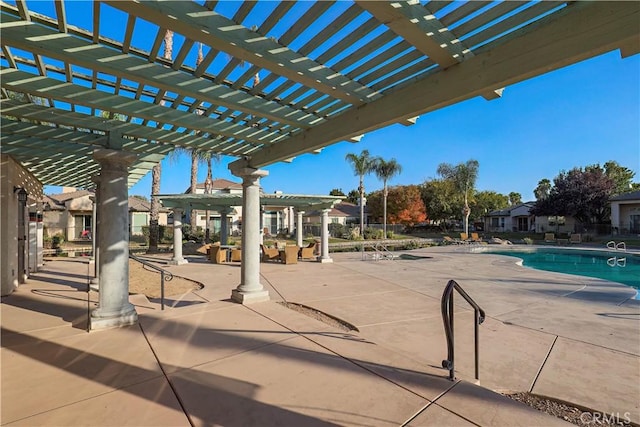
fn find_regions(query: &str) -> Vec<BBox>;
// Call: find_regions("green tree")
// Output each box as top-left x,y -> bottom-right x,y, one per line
420,179 -> 458,230
437,160 -> 479,235
534,178 -> 552,201
345,150 -> 377,233
346,189 -> 359,205
329,188 -> 346,197
470,191 -> 509,222
149,29 -> 173,252
373,157 -> 402,237
508,192 -> 522,206
604,161 -> 636,195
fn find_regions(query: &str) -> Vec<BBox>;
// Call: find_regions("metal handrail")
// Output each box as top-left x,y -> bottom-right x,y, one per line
361,242 -> 395,261
441,279 -> 486,382
129,253 -> 173,310
607,241 -> 627,251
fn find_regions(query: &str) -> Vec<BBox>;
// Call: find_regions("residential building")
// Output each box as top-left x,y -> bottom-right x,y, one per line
610,190 -> 640,235
42,189 -> 168,240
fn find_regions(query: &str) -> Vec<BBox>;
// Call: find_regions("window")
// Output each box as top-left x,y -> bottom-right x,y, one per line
74,215 -> 91,239
548,216 -> 565,226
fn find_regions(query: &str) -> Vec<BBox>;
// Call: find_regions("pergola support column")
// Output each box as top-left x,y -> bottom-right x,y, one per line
319,208 -> 332,263
90,149 -> 138,330
89,179 -> 100,291
229,166 -> 269,304
296,210 -> 304,248
169,207 -> 188,265
220,208 -> 231,245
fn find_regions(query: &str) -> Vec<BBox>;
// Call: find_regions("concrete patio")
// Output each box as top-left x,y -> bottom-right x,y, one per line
2,245 -> 639,426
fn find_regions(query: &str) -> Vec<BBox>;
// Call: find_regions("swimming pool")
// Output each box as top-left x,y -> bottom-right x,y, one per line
480,247 -> 640,295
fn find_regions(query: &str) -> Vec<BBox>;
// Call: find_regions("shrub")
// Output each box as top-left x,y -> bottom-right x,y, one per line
52,233 -> 65,248
386,231 -> 394,239
523,237 -> 534,245
329,223 -> 347,238
363,227 -> 384,240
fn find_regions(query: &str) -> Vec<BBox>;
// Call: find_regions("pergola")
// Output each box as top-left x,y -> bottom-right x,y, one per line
1,0 -> 638,329
157,193 -> 343,269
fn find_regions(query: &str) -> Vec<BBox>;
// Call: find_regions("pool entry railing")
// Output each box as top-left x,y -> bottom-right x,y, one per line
606,241 -> 627,252
441,279 -> 486,382
129,253 -> 173,310
606,241 -> 627,268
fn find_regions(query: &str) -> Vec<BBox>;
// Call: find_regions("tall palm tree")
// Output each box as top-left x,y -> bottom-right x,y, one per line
374,158 -> 402,238
437,159 -> 479,236
201,151 -> 220,242
148,29 -> 173,252
168,147 -> 202,229
345,150 -> 377,236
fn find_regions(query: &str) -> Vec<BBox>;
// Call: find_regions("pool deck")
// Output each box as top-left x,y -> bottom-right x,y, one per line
2,245 -> 639,426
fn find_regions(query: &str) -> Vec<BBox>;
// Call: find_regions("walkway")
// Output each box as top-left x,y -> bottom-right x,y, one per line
2,246 -> 638,426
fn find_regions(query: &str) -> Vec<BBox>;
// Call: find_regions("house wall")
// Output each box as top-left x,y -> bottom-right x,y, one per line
44,210 -> 65,236
611,201 -> 640,234
534,216 -> 578,234
1,155 -> 43,296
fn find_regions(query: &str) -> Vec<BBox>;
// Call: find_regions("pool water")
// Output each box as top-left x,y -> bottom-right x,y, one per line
483,248 -> 640,293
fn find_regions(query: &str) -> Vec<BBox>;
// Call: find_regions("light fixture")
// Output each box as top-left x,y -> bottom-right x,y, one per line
14,187 -> 28,203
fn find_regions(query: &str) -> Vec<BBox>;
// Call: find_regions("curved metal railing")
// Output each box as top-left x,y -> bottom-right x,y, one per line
607,240 -> 627,251
129,253 -> 173,310
441,279 -> 486,382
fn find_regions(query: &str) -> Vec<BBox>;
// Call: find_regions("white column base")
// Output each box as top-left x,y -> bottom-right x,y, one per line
168,258 -> 188,265
90,305 -> 138,330
231,289 -> 270,304
89,278 -> 99,292
318,257 -> 333,264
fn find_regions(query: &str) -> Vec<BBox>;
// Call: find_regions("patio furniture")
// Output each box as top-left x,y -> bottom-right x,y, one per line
210,244 -> 228,264
544,233 -> 556,243
261,244 -> 280,262
298,242 -> 317,260
470,232 -> 483,242
230,247 -> 242,262
570,234 -> 582,244
280,245 -> 299,264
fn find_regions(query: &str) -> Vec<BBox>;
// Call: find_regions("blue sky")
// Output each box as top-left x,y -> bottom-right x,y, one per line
126,50 -> 639,201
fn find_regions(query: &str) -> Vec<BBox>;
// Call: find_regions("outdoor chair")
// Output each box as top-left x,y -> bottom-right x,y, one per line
570,234 -> 582,244
298,242 -> 317,260
261,244 -> 280,262
280,245 -> 299,264
471,232 -> 483,242
544,233 -> 556,243
230,247 -> 242,262
210,244 -> 228,264
460,232 -> 471,242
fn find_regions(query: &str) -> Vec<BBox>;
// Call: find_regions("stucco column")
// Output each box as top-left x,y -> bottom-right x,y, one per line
319,208 -> 332,263
220,208 -> 231,245
169,207 -> 188,265
90,149 -> 138,330
230,166 -> 269,304
296,210 -> 305,247
90,177 -> 100,291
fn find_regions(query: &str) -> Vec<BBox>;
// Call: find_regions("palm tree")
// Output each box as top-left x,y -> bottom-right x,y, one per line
345,150 -> 377,236
201,150 -> 220,242
437,159 -> 479,236
168,147 -> 202,229
148,29 -> 173,252
534,178 -> 552,201
374,158 -> 402,238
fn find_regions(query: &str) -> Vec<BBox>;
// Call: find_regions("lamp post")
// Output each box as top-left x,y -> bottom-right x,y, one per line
15,187 -> 28,283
